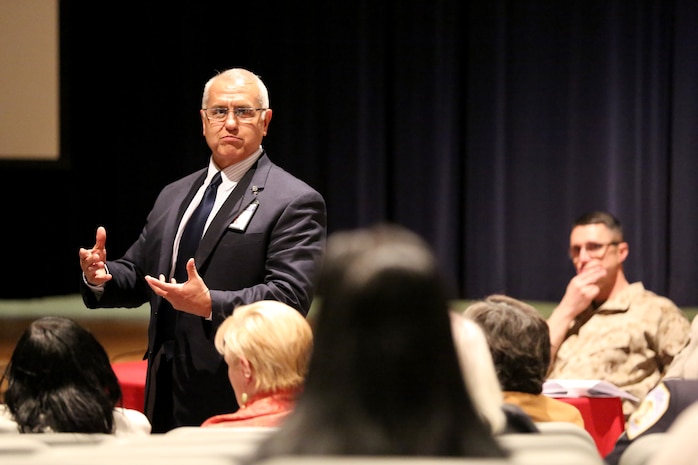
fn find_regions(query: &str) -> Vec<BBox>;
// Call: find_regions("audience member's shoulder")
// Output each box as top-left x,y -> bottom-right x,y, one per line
662,377 -> 698,392
646,401 -> 698,465
113,407 -> 152,436
501,403 -> 540,434
625,379 -> 698,441
548,397 -> 585,428
626,382 -> 672,440
0,404 -> 19,434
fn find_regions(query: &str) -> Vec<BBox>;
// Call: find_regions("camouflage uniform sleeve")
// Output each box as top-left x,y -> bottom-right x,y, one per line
655,301 -> 691,372
665,318 -> 698,379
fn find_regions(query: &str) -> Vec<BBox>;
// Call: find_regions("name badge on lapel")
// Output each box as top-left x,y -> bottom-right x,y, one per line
229,199 -> 259,232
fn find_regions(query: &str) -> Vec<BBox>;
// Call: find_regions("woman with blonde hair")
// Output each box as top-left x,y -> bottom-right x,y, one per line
201,300 -> 313,427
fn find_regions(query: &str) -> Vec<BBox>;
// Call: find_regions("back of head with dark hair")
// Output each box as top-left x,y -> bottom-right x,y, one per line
1,316 -> 122,433
463,295 -> 550,394
253,223 -> 506,459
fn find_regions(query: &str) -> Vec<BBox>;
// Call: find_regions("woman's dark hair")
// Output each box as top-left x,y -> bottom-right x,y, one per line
253,223 -> 506,458
1,316 -> 122,433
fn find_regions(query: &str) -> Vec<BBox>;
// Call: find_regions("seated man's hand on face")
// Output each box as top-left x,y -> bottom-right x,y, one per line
560,260 -> 608,317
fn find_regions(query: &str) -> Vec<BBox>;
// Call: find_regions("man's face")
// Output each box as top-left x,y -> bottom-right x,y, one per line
569,223 -> 627,281
200,75 -> 272,169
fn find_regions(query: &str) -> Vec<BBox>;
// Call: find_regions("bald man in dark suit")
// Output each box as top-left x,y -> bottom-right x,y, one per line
79,68 -> 326,433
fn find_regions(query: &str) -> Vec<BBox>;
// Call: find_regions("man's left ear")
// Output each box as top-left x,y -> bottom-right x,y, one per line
618,242 -> 629,262
262,109 -> 272,135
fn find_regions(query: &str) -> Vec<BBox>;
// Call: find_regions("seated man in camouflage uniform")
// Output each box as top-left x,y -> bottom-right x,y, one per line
547,211 -> 691,418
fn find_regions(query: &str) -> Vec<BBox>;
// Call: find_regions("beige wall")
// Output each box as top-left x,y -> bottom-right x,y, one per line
0,0 -> 59,160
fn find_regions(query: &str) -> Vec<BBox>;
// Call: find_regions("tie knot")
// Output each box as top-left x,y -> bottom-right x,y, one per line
209,172 -> 222,189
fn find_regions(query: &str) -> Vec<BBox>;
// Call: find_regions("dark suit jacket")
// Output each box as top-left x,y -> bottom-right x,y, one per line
81,152 -> 326,429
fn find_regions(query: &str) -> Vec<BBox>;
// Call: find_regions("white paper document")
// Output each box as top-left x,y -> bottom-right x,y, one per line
543,379 -> 639,402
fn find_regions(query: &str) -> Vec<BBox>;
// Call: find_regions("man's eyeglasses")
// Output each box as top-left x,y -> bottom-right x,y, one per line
569,241 -> 620,260
203,107 -> 267,122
